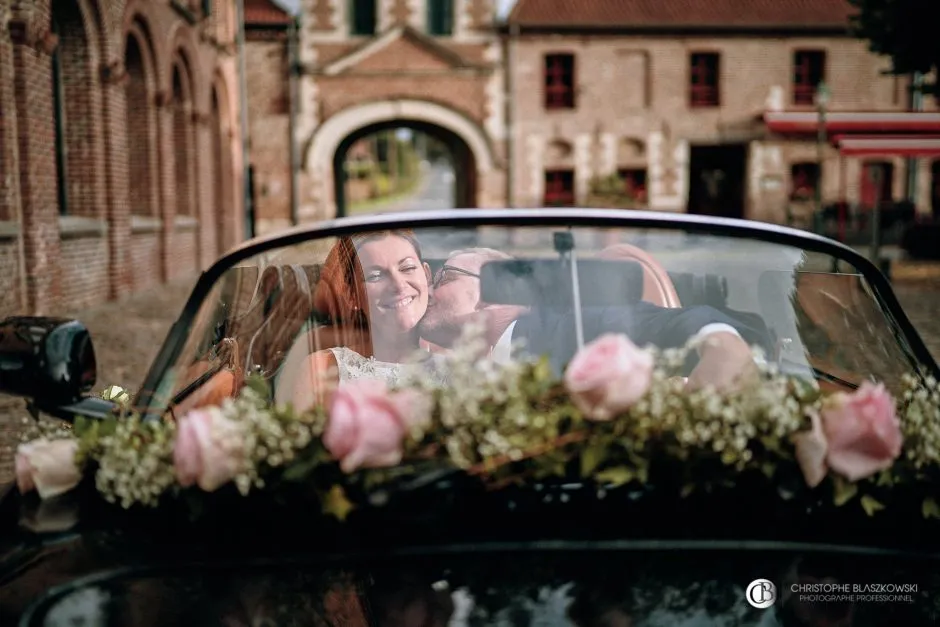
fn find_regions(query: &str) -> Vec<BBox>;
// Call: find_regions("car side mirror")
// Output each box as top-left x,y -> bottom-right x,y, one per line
0,316 -> 97,404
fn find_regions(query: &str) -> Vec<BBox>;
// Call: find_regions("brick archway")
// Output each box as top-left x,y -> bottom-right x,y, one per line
331,120 -> 478,217
305,99 -> 496,219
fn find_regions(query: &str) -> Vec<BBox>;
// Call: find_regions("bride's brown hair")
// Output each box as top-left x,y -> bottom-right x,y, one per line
312,229 -> 424,328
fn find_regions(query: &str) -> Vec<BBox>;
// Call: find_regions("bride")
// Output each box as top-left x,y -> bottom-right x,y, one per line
275,229 -> 448,412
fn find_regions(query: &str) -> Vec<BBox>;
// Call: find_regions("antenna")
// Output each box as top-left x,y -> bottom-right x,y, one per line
553,231 -> 584,351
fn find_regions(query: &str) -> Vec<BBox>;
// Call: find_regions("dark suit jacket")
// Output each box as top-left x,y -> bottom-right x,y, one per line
511,302 -> 773,376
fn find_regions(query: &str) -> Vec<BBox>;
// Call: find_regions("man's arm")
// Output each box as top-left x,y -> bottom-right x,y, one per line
592,303 -> 769,392
608,301 -> 771,353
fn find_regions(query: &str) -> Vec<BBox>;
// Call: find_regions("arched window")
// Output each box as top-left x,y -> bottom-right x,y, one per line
51,13 -> 69,215
125,31 -> 156,217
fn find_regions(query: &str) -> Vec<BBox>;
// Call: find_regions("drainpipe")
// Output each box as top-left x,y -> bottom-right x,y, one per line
906,72 -> 925,205
287,14 -> 300,226
503,22 -> 518,208
235,0 -> 255,240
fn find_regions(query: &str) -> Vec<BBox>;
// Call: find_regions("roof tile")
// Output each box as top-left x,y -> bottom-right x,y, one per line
507,0 -> 855,29
245,0 -> 293,26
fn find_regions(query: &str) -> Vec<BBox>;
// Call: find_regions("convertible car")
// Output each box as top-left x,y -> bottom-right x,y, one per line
1,208 -> 939,626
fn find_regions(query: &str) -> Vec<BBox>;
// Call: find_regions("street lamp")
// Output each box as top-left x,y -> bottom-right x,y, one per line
814,81 -> 831,231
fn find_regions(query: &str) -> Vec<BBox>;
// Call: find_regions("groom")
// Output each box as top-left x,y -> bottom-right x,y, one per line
417,247 -> 769,391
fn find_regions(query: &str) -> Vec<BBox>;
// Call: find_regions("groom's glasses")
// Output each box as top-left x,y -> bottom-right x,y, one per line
432,265 -> 480,288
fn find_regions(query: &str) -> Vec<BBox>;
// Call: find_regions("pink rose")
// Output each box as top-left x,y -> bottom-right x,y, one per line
325,380 -> 431,473
820,382 -> 902,481
15,438 -> 82,499
563,333 -> 654,421
174,408 -> 247,491
792,412 -> 828,488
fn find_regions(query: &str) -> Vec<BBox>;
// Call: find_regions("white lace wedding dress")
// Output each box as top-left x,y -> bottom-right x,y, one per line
325,346 -> 450,388
272,329 -> 451,407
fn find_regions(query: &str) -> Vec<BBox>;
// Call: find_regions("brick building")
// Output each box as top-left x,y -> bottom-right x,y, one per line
0,0 -> 246,318
503,0 -> 940,223
245,0 -> 297,236
295,0 -> 507,219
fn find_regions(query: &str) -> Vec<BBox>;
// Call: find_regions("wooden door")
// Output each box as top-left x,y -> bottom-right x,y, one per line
860,161 -> 893,209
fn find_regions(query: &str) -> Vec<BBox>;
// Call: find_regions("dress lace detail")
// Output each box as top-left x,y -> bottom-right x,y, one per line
328,346 -> 449,388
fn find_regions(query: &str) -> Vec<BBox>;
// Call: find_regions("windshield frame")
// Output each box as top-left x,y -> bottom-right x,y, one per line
133,208 -> 939,416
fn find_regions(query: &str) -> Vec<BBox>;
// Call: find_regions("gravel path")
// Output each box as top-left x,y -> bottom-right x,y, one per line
0,277 -> 196,480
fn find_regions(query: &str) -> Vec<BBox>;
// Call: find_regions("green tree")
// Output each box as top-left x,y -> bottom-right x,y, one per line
848,0 -> 938,95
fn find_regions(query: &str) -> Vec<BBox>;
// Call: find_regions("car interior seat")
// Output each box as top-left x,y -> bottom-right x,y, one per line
596,243 -> 682,308
171,260 -> 375,417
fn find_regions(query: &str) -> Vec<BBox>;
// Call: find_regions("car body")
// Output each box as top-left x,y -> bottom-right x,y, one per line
2,208 -> 940,626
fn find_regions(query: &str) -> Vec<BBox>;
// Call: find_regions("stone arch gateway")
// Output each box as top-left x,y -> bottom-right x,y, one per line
302,99 -> 499,219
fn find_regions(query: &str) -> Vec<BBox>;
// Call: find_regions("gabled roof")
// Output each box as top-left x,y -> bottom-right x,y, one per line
506,0 -> 855,31
245,0 -> 294,27
320,26 -> 477,75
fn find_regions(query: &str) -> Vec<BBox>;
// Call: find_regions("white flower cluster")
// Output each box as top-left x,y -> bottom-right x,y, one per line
899,373 -> 940,469
624,347 -> 807,469
17,414 -> 73,444
88,384 -> 325,509
94,415 -> 178,509
220,387 -> 320,496
397,322 -> 545,467
395,328 -> 816,477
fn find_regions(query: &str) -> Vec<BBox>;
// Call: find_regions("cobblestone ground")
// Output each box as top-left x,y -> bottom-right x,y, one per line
0,276 -> 197,480
1,275 -> 938,483
894,282 -> 940,359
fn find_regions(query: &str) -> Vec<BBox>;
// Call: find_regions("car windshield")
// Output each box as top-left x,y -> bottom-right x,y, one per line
32,548 -> 940,626
143,220 -> 925,419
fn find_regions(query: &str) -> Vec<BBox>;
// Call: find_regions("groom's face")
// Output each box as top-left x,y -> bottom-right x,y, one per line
418,253 -> 483,343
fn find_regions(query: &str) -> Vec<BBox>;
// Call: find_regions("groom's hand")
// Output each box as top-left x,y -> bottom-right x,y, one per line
685,331 -> 760,393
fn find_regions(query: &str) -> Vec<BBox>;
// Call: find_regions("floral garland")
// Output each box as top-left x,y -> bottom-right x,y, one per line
12,326 -> 940,523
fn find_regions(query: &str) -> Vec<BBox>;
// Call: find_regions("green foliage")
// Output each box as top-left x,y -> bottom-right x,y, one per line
17,333 -> 940,524
586,174 -> 645,209
590,173 -> 628,196
848,0 -> 938,95
344,160 -> 375,180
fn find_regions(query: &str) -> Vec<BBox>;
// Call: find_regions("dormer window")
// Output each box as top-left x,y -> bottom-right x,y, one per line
793,50 -> 827,106
428,0 -> 454,36
544,53 -> 575,110
350,0 -> 376,36
689,52 -> 720,108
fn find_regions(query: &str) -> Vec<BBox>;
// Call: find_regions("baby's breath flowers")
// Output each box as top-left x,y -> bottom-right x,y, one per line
897,373 -> 940,469
94,414 -> 177,508
9,331 -> 940,521
73,379 -> 328,510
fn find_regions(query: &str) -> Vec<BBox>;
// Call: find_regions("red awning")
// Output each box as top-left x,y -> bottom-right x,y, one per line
764,112 -> 940,134
837,136 -> 940,157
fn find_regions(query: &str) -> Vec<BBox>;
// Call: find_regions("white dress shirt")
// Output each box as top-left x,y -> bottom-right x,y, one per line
490,320 -> 749,365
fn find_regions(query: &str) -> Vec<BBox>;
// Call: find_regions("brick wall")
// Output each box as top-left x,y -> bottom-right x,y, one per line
246,27 -> 294,236
510,33 -> 939,220
0,0 -> 246,319
297,0 -> 506,219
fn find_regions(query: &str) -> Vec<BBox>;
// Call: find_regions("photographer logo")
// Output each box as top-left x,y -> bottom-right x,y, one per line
747,579 -> 777,609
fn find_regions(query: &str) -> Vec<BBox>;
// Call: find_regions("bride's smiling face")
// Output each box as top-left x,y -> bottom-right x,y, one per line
356,235 -> 432,336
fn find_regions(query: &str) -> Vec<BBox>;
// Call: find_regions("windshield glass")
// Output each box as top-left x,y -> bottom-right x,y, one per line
34,549 -> 940,626
146,223 -> 922,419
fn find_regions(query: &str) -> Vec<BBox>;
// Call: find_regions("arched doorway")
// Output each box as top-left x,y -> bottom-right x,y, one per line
333,120 -> 476,217
170,53 -> 199,272
124,24 -> 158,220
51,0 -> 105,219
305,99 -> 495,219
